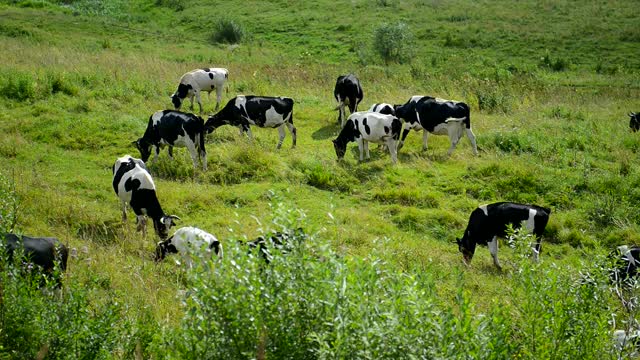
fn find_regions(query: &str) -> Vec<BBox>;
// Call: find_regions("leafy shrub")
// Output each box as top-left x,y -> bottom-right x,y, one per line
0,72 -> 36,101
474,84 -> 512,113
486,132 -> 536,154
292,159 -> 352,192
154,0 -> 184,11
372,22 -> 414,64
539,51 -> 570,71
210,19 -> 244,44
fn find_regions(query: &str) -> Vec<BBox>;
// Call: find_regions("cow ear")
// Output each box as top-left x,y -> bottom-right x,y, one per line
169,215 -> 181,221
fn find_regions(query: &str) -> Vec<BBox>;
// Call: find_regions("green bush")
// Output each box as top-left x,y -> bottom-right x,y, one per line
0,72 -> 36,102
373,22 -> 414,64
210,18 -> 245,44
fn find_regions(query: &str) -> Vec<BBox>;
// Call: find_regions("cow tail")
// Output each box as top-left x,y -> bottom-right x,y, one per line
463,104 -> 471,129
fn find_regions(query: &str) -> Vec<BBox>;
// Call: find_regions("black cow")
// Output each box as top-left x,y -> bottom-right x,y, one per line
609,245 -> 640,283
112,155 -> 180,240
246,228 -> 306,264
3,233 -> 69,287
205,95 -> 296,149
334,74 -> 364,128
133,110 -> 207,170
394,96 -> 478,156
456,202 -> 551,269
629,112 -> 639,132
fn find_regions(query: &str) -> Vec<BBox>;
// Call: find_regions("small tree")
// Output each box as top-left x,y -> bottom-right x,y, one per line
373,22 -> 414,64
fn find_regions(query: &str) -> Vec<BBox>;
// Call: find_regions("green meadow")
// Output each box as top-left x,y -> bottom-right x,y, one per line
1,0 -> 640,358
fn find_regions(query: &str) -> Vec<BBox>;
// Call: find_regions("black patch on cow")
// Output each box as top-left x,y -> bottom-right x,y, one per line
384,125 -> 390,134
362,118 -> 371,135
201,68 -> 210,72
176,83 -> 191,99
205,96 -> 294,131
113,158 -> 137,193
208,72 -> 214,79
124,177 -> 141,193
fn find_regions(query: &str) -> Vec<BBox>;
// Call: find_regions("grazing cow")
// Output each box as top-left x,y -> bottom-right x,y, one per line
334,74 -> 364,128
112,155 -> 179,240
171,68 -> 229,113
609,245 -> 640,283
133,110 -> 207,170
154,227 -> 223,265
246,228 -> 306,264
205,95 -> 296,149
456,202 -> 551,269
3,233 -> 68,287
629,112 -> 640,132
332,111 -> 402,164
394,96 -> 478,156
368,103 -> 396,116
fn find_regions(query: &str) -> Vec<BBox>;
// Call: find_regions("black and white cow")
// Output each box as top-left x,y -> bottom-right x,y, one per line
3,233 -> 68,287
205,95 -> 296,149
155,227 -> 223,265
334,74 -> 364,128
629,112 -> 640,132
171,68 -> 229,113
246,228 -> 306,264
394,96 -> 478,156
332,111 -> 402,164
609,245 -> 640,283
133,110 -> 207,170
456,202 -> 551,269
368,103 -> 396,116
112,155 -> 179,240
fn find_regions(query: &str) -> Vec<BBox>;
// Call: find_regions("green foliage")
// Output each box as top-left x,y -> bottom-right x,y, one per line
0,71 -> 35,102
0,173 -> 18,235
210,18 -> 245,45
539,51 -> 571,72
154,0 -> 185,11
372,22 -> 414,64
486,132 -> 536,154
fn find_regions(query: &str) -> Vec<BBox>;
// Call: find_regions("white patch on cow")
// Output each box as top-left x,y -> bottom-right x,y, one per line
115,158 -> 155,205
349,111 -> 399,164
263,105 -> 287,127
234,95 -> 247,111
409,95 -> 424,103
431,122 -> 450,135
170,227 -> 222,266
524,208 -> 537,232
479,204 -> 488,216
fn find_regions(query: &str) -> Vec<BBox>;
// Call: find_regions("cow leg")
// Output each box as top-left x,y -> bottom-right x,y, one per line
357,138 -> 365,162
185,140 -> 199,169
386,138 -> 398,164
422,130 -> 429,151
339,104 -> 346,128
465,128 -> 479,155
446,131 -> 460,157
276,124 -> 286,150
398,129 -> 411,151
189,94 -> 195,111
136,215 -> 147,237
195,91 -> 203,114
245,126 -> 254,143
286,122 -> 297,148
215,86 -> 222,111
198,134 -> 207,171
168,146 -> 174,160
364,140 -> 371,160
154,146 -> 160,163
488,236 -> 502,270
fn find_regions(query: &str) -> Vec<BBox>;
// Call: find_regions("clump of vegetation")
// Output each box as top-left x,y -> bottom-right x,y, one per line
210,18 -> 245,44
0,71 -> 36,102
539,51 -> 571,71
373,22 -> 414,64
154,0 -> 184,11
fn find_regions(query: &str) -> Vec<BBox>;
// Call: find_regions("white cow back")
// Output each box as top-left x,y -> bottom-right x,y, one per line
349,112 -> 397,143
171,226 -> 222,259
182,68 -> 228,94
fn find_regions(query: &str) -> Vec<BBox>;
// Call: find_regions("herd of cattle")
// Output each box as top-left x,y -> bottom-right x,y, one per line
2,68 -> 640,293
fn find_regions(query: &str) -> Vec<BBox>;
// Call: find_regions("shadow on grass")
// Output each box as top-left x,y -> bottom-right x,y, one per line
312,123 -> 339,140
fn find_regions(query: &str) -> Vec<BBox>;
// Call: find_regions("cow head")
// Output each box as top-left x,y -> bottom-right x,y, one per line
204,115 -> 228,134
132,138 -> 152,162
171,94 -> 183,109
629,112 -> 639,132
153,215 -> 180,240
332,139 -> 346,159
456,235 -> 475,266
154,238 -> 178,262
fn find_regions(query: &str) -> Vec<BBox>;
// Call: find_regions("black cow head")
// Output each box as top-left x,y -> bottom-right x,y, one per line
456,236 -> 475,265
629,112 -> 639,132
154,238 -> 178,262
204,115 -> 229,134
153,215 -> 180,240
132,138 -> 152,162
333,139 -> 346,159
171,94 -> 183,109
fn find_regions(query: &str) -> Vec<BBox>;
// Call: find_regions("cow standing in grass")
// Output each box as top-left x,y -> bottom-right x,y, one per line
332,111 -> 402,164
629,112 -> 640,132
205,95 -> 296,149
456,202 -> 551,270
334,74 -> 363,128
133,110 -> 207,170
171,68 -> 229,113
395,96 -> 478,156
3,233 -> 69,287
112,155 -> 180,240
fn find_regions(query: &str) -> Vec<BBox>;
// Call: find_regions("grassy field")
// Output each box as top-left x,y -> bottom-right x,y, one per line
1,0 -> 640,358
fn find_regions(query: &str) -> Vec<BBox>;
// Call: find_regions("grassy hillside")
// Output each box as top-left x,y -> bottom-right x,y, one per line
1,0 -> 640,358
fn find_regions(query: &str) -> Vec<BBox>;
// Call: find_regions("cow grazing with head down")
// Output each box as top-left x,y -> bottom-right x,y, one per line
334,74 -> 363,128
609,245 -> 640,284
394,96 -> 478,156
3,233 -> 68,287
205,95 -> 296,149
112,155 -> 179,240
332,111 -> 402,164
171,68 -> 229,113
629,112 -> 640,132
456,202 -> 551,270
155,227 -> 223,266
133,110 -> 207,170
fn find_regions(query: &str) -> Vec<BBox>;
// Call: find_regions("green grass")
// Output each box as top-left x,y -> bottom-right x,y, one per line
1,0 -> 640,357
